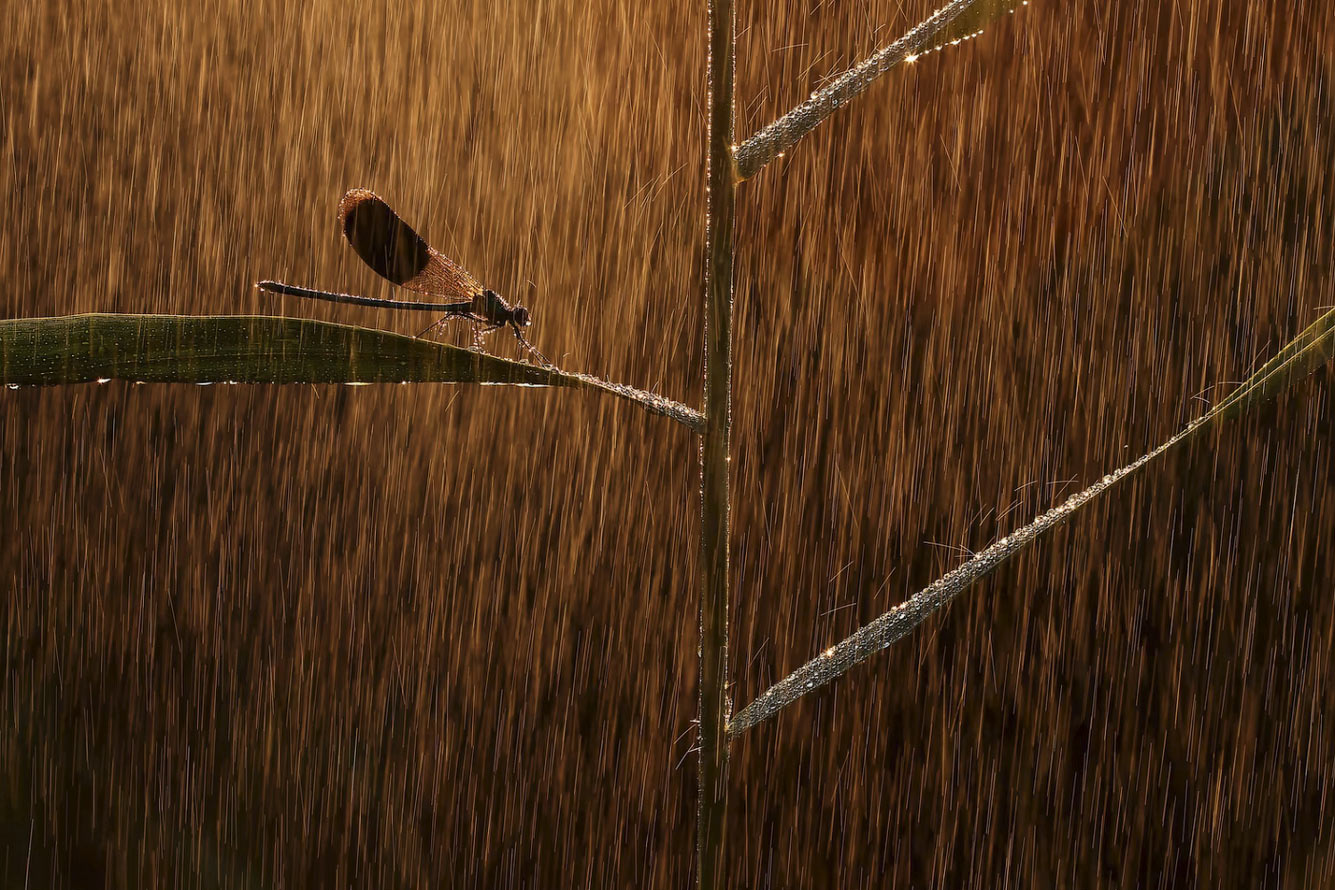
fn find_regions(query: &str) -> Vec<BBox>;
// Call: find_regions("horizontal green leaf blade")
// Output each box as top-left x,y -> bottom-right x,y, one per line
0,313 -> 556,386
0,314 -> 705,428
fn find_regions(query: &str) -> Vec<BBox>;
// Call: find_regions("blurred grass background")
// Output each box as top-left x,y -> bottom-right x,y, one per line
2,0 -> 1333,885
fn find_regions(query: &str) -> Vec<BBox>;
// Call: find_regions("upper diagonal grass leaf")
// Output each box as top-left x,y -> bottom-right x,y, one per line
735,0 -> 1023,180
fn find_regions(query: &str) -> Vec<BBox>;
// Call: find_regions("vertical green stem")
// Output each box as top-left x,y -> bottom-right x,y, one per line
699,0 -> 736,886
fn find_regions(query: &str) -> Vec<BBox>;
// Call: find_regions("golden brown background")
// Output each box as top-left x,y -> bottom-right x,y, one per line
3,0 -> 1333,886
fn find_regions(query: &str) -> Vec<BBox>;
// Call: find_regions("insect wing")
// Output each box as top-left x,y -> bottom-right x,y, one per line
337,188 -> 484,299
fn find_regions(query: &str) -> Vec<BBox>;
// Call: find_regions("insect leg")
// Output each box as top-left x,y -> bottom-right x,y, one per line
471,323 -> 504,350
416,316 -> 450,339
416,310 -> 476,340
510,322 -> 553,367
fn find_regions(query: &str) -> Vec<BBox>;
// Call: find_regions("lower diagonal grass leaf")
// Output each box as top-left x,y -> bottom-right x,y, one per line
0,314 -> 703,429
729,306 -> 1335,736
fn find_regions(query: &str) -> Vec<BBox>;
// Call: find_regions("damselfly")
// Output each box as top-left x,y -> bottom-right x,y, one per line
258,189 -> 548,365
